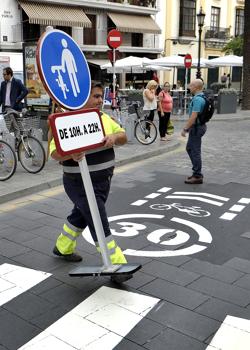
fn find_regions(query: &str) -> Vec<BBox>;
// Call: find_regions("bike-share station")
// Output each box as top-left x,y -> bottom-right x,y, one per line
81,171 -> 250,265
36,28 -> 141,278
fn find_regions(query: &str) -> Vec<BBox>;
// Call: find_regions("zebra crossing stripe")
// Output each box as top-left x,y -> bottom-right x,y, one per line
219,212 -> 238,221
0,263 -> 51,307
18,286 -> 159,350
238,198 -> 250,204
228,204 -> 245,212
157,187 -> 172,193
220,197 -> 250,221
131,199 -> 148,206
145,193 -> 162,199
206,315 -> 250,349
131,187 -> 172,206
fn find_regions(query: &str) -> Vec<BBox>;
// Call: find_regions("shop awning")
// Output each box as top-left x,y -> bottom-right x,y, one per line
19,1 -> 92,28
107,13 -> 161,34
87,59 -> 110,67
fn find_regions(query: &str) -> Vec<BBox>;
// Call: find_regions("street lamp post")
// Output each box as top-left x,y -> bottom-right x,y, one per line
196,6 -> 206,79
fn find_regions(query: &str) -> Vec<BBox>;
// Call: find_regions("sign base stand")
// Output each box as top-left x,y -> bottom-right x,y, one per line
69,263 -> 141,279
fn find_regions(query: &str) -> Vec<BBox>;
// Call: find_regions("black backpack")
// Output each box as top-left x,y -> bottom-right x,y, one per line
197,94 -> 215,125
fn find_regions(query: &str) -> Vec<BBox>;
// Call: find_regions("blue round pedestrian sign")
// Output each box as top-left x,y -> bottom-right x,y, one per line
36,29 -> 91,110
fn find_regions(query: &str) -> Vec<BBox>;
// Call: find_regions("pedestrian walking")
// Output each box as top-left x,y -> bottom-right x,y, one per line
157,82 -> 173,141
181,79 -> 207,184
50,81 -> 128,265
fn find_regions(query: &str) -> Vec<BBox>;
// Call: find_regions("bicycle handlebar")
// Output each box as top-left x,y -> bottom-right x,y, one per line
0,108 -> 28,118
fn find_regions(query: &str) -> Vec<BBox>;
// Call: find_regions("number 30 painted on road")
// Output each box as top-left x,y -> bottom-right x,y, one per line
82,214 -> 212,257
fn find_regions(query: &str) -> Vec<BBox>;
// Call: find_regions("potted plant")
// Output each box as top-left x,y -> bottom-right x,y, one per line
217,88 -> 238,114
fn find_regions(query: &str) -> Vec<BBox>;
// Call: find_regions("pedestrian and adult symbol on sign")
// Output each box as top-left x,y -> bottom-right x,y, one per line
51,38 -> 80,98
36,29 -> 91,110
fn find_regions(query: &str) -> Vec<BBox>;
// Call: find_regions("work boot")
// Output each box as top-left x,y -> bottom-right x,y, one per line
53,246 -> 82,262
184,176 -> 203,184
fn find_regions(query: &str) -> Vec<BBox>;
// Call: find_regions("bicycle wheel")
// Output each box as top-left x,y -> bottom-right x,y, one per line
0,140 -> 17,181
134,120 -> 157,145
18,136 -> 46,173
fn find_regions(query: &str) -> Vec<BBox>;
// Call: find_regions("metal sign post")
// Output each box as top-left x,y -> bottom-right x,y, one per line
184,54 -> 192,116
184,68 -> 188,115
107,29 -> 122,109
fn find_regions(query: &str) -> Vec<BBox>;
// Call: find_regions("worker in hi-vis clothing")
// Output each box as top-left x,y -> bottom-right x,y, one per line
50,81 -> 128,264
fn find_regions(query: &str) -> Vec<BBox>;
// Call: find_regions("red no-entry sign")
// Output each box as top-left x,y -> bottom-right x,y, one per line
107,29 -> 122,49
184,54 -> 192,69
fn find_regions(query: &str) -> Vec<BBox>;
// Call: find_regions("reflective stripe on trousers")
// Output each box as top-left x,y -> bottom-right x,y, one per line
56,221 -> 82,255
96,236 -> 127,265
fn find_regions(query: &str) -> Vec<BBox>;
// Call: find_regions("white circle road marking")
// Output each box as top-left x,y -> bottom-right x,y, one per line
82,214 -> 212,257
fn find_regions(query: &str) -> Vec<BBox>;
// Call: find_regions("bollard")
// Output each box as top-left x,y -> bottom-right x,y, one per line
124,113 -> 136,143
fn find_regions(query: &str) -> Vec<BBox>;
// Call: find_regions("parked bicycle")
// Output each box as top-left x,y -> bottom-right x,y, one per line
132,102 -> 157,145
0,108 -> 46,181
149,202 -> 210,217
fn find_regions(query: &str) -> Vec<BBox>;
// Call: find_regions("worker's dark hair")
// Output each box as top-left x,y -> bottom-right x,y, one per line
91,81 -> 103,90
3,67 -> 13,76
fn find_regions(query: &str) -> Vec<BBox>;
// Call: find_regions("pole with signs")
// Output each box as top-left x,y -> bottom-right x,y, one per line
37,28 -> 140,279
49,109 -> 114,270
184,54 -> 192,115
107,29 -> 122,109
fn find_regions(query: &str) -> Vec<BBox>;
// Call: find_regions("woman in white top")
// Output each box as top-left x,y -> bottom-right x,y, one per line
143,80 -> 158,123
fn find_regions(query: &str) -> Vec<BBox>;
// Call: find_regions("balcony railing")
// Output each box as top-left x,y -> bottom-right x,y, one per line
204,27 -> 230,41
108,0 -> 156,7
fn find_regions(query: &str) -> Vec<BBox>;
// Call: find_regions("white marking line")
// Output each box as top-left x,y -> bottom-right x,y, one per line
0,263 -> 51,307
171,217 -> 212,243
206,315 -> 250,350
229,204 -> 245,212
157,187 -> 172,193
19,286 -> 159,350
109,37 -> 120,42
172,192 -> 229,201
220,212 -> 238,221
131,199 -> 148,206
145,193 -> 161,199
131,187 -> 172,206
166,195 -> 224,206
238,197 -> 250,204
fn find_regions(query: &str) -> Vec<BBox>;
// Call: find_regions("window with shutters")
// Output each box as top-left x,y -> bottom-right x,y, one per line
235,8 -> 244,36
211,7 -> 220,30
179,0 -> 196,37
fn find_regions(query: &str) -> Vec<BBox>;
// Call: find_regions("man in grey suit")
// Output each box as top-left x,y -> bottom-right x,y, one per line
0,67 -> 28,138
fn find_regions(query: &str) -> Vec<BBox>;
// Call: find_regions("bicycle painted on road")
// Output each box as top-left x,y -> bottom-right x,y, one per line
149,202 -> 211,217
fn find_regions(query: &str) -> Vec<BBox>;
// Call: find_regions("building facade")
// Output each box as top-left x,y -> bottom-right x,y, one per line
163,0 -> 244,87
0,0 -> 163,87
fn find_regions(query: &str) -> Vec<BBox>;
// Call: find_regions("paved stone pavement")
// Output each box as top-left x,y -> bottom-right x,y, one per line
0,109 -> 248,204
1,110 -> 250,350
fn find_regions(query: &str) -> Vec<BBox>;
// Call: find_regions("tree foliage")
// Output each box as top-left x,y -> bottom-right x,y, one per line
222,36 -> 243,56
